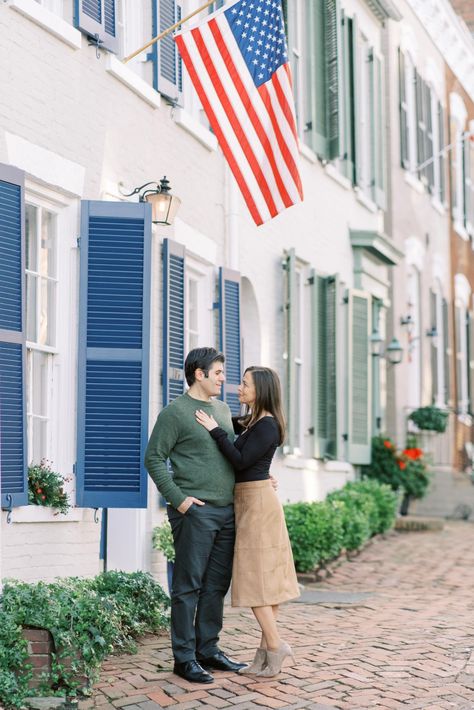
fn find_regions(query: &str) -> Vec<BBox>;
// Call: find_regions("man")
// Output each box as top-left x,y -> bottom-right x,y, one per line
145,347 -> 247,684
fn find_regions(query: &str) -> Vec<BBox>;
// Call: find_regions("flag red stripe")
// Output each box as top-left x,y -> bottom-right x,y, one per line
175,35 -> 263,225
191,28 -> 279,218
271,71 -> 298,144
259,82 -> 303,199
209,19 -> 293,209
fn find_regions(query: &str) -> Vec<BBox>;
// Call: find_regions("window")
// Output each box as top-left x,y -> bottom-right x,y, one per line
117,0 -> 149,79
455,302 -> 469,415
25,204 -> 58,464
185,263 -> 213,354
430,283 -> 446,407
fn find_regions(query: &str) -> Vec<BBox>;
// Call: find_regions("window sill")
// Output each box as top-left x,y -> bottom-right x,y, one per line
8,0 -> 82,49
457,412 -> 472,427
404,170 -> 425,194
431,197 -> 446,216
355,187 -> 378,213
173,108 -> 218,151
4,505 -> 93,524
325,163 -> 352,191
299,143 -> 318,165
105,55 -> 160,110
454,221 -> 469,241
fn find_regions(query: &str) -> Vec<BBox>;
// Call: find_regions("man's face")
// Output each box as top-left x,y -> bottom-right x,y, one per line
199,360 -> 225,397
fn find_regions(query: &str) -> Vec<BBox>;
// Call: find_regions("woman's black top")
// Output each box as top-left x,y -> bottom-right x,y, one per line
209,416 -> 279,483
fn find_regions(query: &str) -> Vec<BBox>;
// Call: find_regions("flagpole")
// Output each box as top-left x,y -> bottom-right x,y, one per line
123,0 -> 216,64
412,130 -> 473,174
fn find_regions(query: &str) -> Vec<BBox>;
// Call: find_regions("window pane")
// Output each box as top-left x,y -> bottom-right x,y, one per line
26,273 -> 37,342
31,350 -> 48,417
25,204 -> 38,271
41,210 -> 56,278
39,278 -> 56,347
188,279 -> 198,332
31,418 -> 48,465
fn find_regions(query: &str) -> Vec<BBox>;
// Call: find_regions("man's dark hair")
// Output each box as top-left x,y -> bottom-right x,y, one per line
184,347 -> 225,387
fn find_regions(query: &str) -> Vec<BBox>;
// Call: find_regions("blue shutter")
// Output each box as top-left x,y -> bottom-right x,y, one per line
219,268 -> 241,415
162,239 -> 185,406
0,165 -> 28,509
153,0 -> 183,104
76,201 -> 151,508
74,0 -> 119,53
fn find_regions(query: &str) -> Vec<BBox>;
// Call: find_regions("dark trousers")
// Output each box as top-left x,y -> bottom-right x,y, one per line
167,503 -> 235,663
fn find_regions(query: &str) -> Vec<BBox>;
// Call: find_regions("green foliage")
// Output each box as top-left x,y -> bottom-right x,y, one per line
152,520 -> 175,562
284,479 -> 398,573
0,572 -> 170,709
408,406 -> 449,433
362,436 -> 403,491
28,461 -> 71,514
400,458 -> 431,499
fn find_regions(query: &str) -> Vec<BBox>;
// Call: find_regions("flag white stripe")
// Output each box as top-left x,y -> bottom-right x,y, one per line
201,22 -> 286,214
265,73 -> 301,166
215,17 -> 302,204
184,29 -> 272,222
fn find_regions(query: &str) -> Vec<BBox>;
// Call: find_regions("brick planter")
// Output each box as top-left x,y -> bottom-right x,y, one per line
21,627 -> 88,693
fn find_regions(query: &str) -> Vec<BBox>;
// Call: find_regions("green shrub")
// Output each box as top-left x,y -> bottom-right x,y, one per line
362,435 -> 403,491
0,572 -> 170,709
152,520 -> 175,562
408,406 -> 449,432
327,486 -> 380,537
350,479 -> 398,533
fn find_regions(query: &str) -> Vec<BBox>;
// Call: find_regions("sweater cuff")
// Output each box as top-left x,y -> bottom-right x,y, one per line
210,427 -> 228,441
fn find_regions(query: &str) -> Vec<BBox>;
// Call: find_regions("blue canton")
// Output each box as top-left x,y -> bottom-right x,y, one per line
224,0 -> 288,88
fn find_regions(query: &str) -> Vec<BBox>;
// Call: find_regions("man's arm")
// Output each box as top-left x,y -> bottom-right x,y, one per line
144,410 -> 187,510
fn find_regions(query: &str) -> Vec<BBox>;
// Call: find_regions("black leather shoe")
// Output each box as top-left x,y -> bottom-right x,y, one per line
173,660 -> 214,683
197,650 -> 248,672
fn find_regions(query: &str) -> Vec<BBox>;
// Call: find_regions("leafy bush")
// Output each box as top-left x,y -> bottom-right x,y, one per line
0,572 -> 170,709
28,461 -> 71,514
284,479 -> 398,573
362,436 -> 403,491
408,406 -> 449,433
152,520 -> 175,562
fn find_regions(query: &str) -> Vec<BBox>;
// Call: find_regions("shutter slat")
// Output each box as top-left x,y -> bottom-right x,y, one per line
219,268 -> 241,415
74,0 -> 118,53
76,201 -> 151,508
347,289 -> 371,464
156,0 -> 183,103
0,166 -> 28,508
163,239 -> 185,405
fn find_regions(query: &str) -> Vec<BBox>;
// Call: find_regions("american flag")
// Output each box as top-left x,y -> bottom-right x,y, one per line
174,0 -> 303,226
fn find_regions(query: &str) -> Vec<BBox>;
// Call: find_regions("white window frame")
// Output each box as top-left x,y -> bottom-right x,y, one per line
117,0 -> 148,78
183,257 -> 214,357
404,53 -> 418,176
450,92 -> 468,239
433,279 -> 446,408
454,273 -> 471,420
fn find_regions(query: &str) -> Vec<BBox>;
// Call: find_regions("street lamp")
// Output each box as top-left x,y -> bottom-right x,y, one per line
370,329 -> 384,357
121,176 -> 181,225
386,337 -> 403,365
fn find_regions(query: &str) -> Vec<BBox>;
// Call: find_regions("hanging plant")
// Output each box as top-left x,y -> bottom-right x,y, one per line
408,406 -> 449,433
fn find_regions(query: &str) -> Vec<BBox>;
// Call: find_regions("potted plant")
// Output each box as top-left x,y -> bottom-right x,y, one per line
28,461 -> 71,514
152,520 -> 175,595
397,444 -> 431,515
408,406 -> 449,433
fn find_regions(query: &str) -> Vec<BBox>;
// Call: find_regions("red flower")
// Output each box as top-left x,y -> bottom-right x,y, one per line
398,461 -> 407,470
41,495 -> 46,500
383,440 -> 393,449
36,488 -> 42,494
403,448 -> 423,460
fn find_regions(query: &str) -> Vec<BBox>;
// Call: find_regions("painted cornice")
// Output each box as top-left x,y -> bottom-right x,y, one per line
406,0 -> 474,102
365,0 -> 402,22
350,230 -> 404,265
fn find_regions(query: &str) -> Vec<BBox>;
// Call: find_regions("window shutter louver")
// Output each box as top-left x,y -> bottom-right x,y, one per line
341,12 -> 355,182
218,268 -> 241,416
162,239 -> 185,407
438,103 -> 446,205
325,0 -> 341,160
443,298 -> 451,406
430,289 -> 438,404
311,271 -> 339,460
347,289 -> 372,464
372,51 -> 386,209
0,165 -> 28,509
464,132 -> 473,235
425,84 -> 434,192
455,305 -> 464,412
76,201 -> 151,509
398,49 -> 410,170
468,312 -> 474,415
310,0 -> 328,157
284,249 -> 298,452
415,71 -> 426,183
74,0 -> 119,53
155,0 -> 183,104
352,16 -> 362,187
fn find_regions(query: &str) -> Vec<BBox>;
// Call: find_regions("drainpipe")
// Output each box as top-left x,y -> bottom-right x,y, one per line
224,163 -> 239,270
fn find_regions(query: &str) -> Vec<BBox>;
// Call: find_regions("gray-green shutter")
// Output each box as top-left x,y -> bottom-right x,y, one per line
284,249 -> 298,452
347,289 -> 372,464
341,12 -> 354,182
326,0 -> 341,160
464,133 -> 473,234
415,71 -> 426,182
304,0 -> 326,156
398,49 -> 410,170
430,289 -> 438,404
372,51 -> 385,209
438,103 -> 446,204
425,83 -> 434,192
311,271 -> 339,460
352,16 -> 362,187
455,305 -> 463,411
449,116 -> 458,221
468,312 -> 474,414
442,298 -> 451,406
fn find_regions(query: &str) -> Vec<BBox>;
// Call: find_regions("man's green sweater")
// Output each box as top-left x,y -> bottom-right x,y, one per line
144,392 -> 235,509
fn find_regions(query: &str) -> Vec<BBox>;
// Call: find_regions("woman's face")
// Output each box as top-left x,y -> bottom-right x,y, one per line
238,371 -> 256,407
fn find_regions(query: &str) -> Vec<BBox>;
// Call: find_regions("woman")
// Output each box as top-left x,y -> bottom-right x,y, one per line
195,366 -> 300,677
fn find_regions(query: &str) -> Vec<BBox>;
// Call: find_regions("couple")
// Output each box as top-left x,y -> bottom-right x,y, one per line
145,347 -> 300,684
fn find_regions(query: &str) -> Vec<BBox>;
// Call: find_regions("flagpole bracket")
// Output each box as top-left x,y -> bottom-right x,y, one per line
87,33 -> 103,60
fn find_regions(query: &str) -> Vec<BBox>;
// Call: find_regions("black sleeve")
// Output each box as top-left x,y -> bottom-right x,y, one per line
210,419 -> 278,471
232,416 -> 245,434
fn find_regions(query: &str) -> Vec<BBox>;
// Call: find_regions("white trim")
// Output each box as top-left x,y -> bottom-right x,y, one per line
5,506 -> 90,524
171,217 -> 218,264
450,92 -> 468,127
404,171 -> 425,194
404,236 -> 425,271
299,143 -> 318,165
5,133 -> 85,197
355,187 -> 378,213
325,163 -> 352,191
8,0 -> 82,49
455,273 -> 471,308
431,197 -> 446,216
106,55 -> 161,110
454,221 -> 470,241
173,108 -> 218,151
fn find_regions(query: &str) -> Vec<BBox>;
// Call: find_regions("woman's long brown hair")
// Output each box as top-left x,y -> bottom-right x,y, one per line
239,366 -> 286,445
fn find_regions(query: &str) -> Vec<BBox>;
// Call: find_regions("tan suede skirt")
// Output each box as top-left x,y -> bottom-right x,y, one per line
231,479 -> 300,607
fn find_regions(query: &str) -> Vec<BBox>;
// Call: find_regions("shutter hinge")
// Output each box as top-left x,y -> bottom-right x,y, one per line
342,433 -> 348,441
73,463 -> 76,474
212,301 -> 219,310
307,276 -> 314,285
308,426 -> 315,435
343,295 -> 349,304
76,237 -> 81,249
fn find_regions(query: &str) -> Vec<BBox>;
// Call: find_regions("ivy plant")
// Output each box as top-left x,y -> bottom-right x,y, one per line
28,461 -> 71,514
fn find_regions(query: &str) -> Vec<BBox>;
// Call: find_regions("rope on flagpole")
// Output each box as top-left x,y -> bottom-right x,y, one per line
123,0 -> 216,64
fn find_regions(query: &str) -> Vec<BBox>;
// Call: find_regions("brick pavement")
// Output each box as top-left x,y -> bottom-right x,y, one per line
78,521 -> 474,710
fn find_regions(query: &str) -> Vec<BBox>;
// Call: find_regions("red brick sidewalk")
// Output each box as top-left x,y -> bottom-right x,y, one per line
79,521 -> 474,710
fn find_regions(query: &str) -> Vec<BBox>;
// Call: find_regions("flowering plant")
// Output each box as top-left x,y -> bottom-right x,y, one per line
363,435 -> 431,502
28,461 -> 71,514
397,445 -> 430,499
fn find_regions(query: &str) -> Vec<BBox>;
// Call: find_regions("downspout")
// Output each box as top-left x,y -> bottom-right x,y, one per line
224,163 -> 239,270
